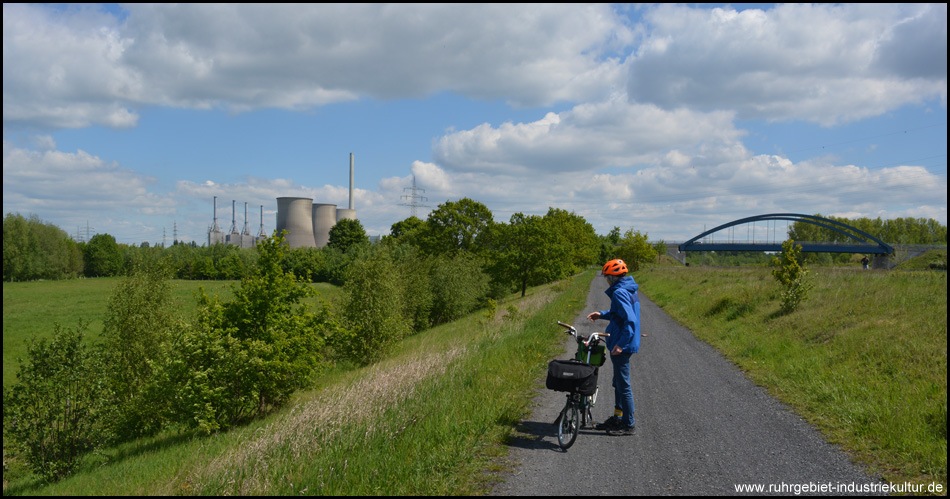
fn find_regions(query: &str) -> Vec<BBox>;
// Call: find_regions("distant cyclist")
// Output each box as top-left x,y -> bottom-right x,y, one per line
586,259 -> 640,436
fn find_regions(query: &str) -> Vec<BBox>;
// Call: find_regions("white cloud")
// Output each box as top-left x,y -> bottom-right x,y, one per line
627,3 -> 947,125
2,140 -> 178,242
2,4 -> 142,129
433,93 -> 744,174
4,4 -> 633,130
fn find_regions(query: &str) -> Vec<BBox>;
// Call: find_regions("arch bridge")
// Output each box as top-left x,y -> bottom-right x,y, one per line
677,213 -> 894,255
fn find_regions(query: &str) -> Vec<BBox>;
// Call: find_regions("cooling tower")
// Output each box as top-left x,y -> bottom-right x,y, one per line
336,208 -> 356,223
312,203 -> 337,248
276,197 -> 316,248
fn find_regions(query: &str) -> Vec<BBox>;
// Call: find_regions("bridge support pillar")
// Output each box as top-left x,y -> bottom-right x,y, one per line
666,247 -> 686,265
871,254 -> 890,270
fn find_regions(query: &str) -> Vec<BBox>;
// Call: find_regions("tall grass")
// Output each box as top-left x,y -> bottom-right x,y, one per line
637,265 -> 947,488
4,273 -> 593,495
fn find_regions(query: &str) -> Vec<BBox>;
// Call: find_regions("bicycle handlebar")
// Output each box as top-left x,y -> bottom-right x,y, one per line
557,321 -> 609,344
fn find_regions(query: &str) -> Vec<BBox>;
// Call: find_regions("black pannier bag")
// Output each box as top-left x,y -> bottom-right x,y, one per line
546,359 -> 598,395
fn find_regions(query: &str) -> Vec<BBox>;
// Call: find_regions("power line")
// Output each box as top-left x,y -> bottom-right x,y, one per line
400,175 -> 429,218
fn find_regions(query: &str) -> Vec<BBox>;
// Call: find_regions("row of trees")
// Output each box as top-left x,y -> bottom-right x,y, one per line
788,215 -> 947,245
3,213 -> 83,281
5,201 -> 662,292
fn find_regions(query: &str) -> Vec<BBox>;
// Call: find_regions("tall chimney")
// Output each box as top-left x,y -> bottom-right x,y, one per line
230,200 -> 237,233
349,152 -> 354,210
213,196 -> 219,231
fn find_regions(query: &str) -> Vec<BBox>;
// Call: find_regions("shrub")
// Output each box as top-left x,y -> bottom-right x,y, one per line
429,252 -> 490,325
99,262 -> 178,440
389,243 -> 434,332
338,247 -> 413,365
3,321 -> 110,481
771,240 -> 813,313
156,234 -> 333,432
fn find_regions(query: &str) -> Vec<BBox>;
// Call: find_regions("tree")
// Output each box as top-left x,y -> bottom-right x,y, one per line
3,213 -> 83,281
490,213 -> 566,297
616,228 -> 657,272
389,216 -> 424,240
771,239 -> 812,313
607,226 -> 621,245
543,208 -> 599,274
418,198 -> 494,255
157,233 -> 333,432
82,233 -> 123,277
338,247 -> 412,365
3,321 -> 110,481
653,240 -> 667,262
100,262 -> 178,439
328,218 -> 369,253
429,251 -> 491,323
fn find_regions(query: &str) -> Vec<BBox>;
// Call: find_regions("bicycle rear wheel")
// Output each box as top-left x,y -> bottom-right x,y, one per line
557,398 -> 579,449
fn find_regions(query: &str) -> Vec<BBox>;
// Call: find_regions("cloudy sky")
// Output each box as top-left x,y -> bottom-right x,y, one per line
3,3 -> 946,246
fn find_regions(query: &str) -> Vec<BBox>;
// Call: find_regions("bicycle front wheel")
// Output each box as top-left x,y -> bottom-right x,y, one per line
557,398 -> 579,449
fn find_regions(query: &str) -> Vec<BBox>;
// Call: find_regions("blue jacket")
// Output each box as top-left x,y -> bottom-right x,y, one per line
598,275 -> 641,354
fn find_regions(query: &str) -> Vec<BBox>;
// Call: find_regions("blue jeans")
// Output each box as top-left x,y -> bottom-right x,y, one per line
610,352 -> 635,427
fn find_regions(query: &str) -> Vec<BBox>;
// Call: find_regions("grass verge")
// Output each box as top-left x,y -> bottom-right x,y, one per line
636,265 -> 947,489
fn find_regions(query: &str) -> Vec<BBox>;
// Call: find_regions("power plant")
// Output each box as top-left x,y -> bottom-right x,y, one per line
208,197 -> 265,248
208,153 -> 359,249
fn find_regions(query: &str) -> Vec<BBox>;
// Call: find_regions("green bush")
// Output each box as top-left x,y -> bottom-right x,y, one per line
429,252 -> 490,325
99,262 -> 178,440
390,243 -> 435,332
338,246 -> 413,365
771,240 -> 813,313
3,321 -> 110,481
155,234 -> 334,432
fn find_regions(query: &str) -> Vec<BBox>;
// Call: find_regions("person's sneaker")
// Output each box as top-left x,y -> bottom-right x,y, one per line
607,425 -> 636,436
594,416 -> 623,431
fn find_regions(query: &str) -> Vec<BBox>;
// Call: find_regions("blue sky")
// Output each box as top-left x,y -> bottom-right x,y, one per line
3,3 -> 946,246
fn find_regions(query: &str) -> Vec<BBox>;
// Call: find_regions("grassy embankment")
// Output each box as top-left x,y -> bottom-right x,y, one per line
637,263 -> 947,490
3,271 -> 594,495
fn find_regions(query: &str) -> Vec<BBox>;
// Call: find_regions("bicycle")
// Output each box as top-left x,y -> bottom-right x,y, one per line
545,321 -> 609,450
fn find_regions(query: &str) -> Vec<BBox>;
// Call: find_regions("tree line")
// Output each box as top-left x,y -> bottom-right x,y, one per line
788,214 -> 946,246
4,200 -> 663,289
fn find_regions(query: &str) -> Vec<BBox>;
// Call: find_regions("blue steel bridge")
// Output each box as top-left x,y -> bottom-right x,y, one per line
676,213 -> 895,255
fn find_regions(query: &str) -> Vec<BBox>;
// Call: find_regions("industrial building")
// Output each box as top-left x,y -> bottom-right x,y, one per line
275,153 -> 358,249
208,197 -> 266,248
208,153 -> 359,249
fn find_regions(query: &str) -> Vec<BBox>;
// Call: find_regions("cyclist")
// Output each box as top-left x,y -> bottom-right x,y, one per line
586,258 -> 640,436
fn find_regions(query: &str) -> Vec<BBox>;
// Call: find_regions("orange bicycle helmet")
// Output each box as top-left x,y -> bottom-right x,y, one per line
602,259 -> 628,275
